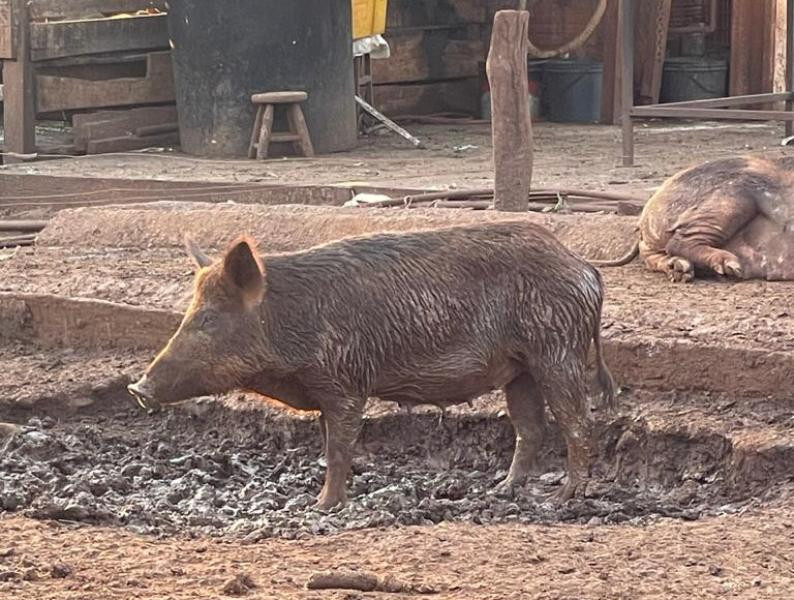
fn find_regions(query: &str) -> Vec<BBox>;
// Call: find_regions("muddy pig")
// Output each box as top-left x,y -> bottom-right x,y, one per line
129,222 -> 616,509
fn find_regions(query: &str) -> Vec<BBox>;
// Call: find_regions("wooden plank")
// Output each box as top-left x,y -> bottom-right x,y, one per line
375,31 -> 484,83
36,51 -> 174,112
29,0 -> 166,21
0,0 -> 12,59
72,104 -> 177,151
387,0 -> 486,29
29,13 -> 168,61
86,131 -> 178,154
374,77 -> 480,116
3,0 -> 36,162
634,0 -> 671,105
631,106 -> 794,119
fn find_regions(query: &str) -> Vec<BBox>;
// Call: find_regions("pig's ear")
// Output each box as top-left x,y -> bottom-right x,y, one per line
223,238 -> 265,305
184,235 -> 213,268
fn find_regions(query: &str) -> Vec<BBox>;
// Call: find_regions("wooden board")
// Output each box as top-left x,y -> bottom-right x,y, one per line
387,0 -> 487,29
36,51 -> 174,112
29,13 -> 168,61
86,131 -> 178,154
374,77 -> 480,116
0,0 -> 12,59
29,0 -> 167,21
72,104 -> 177,151
375,31 -> 484,83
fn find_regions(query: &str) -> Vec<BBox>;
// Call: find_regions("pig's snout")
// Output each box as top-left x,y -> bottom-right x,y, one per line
128,375 -> 161,414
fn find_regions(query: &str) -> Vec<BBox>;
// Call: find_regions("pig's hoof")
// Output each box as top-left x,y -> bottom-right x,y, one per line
667,257 -> 694,283
492,478 -> 520,497
549,478 -> 585,505
722,259 -> 744,279
313,493 -> 346,512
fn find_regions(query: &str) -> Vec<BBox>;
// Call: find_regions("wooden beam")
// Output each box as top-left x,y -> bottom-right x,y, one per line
0,0 -> 12,58
631,106 -> 794,120
634,0 -> 671,105
487,10 -> 531,213
29,0 -> 167,21
787,0 -> 794,135
730,0 -> 777,97
3,0 -> 36,162
620,0 -> 635,167
601,0 -> 620,124
643,91 -> 794,108
29,13 -> 168,61
36,51 -> 173,113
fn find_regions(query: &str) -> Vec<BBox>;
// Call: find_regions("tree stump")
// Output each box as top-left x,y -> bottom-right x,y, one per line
487,10 -> 532,212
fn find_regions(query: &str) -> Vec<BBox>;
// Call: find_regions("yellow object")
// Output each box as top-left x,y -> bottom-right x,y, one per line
352,0 -> 388,40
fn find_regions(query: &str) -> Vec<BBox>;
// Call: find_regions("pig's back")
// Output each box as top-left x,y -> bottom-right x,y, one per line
259,221 -> 602,386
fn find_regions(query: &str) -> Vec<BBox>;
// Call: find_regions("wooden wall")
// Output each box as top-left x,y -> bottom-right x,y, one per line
373,0 -> 610,116
373,0 -> 487,116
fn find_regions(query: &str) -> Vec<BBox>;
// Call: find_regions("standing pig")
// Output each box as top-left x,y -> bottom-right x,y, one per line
129,222 -> 615,509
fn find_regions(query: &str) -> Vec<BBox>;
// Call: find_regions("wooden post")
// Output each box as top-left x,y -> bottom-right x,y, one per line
486,10 -> 531,213
620,0 -> 635,167
2,0 -> 35,163
786,0 -> 794,137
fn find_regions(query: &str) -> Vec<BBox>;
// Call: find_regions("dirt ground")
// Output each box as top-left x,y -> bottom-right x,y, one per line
2,506 -> 794,600
2,120 -> 794,599
3,121 -> 793,199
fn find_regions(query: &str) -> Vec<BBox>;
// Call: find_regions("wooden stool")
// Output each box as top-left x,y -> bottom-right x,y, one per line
248,91 -> 315,159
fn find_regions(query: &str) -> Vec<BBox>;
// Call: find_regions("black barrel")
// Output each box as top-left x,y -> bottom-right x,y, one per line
167,0 -> 357,157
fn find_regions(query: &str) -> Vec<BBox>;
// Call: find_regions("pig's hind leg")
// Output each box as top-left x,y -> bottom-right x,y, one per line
495,373 -> 546,492
664,192 -> 758,280
640,240 -> 695,283
535,360 -> 593,503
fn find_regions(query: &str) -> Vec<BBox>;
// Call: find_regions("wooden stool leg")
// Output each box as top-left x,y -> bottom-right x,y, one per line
248,105 -> 265,158
287,104 -> 315,158
256,104 -> 275,160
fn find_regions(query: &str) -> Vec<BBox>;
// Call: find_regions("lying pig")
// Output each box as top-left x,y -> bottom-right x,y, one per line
129,222 -> 616,509
594,155 -> 794,282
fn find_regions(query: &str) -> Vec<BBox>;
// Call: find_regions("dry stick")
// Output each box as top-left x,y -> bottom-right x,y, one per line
355,96 -> 424,148
488,10 -> 532,211
0,234 -> 35,248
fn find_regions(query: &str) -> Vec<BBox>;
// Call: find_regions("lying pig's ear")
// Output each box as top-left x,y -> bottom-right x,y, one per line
223,237 -> 265,305
184,235 -> 213,268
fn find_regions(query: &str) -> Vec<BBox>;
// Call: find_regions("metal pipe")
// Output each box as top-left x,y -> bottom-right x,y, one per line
0,220 -> 47,232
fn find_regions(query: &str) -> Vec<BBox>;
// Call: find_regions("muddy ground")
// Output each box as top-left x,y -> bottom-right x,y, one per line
1,368 -> 793,599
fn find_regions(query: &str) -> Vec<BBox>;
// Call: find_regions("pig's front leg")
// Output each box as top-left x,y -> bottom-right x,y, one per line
314,400 -> 365,510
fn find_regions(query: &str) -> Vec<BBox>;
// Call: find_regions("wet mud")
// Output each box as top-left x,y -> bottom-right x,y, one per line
2,387 -> 791,541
